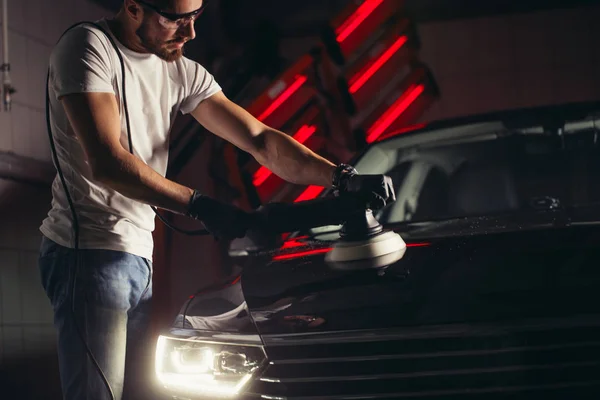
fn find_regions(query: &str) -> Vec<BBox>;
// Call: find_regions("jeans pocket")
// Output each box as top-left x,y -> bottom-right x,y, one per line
38,249 -> 71,308
134,258 -> 152,305
39,236 -> 62,258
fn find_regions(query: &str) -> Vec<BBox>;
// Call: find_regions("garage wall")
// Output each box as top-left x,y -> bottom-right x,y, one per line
417,4 -> 600,122
0,0 -> 111,161
0,181 -> 59,398
0,0 -> 110,397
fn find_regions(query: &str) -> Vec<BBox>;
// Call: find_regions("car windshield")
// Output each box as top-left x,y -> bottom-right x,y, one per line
306,103 -> 600,239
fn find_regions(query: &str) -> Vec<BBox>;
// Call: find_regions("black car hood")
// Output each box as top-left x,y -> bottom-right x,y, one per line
182,210 -> 600,337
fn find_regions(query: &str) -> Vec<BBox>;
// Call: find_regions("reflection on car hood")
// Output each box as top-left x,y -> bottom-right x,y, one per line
181,209 -> 600,338
393,206 -> 600,240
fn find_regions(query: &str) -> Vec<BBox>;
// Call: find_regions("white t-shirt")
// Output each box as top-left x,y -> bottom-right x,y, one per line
39,19 -> 222,260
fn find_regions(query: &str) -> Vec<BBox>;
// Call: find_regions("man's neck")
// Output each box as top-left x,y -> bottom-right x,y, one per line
106,13 -> 149,54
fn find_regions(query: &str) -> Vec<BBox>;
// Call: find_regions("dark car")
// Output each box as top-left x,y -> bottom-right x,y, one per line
155,101 -> 600,399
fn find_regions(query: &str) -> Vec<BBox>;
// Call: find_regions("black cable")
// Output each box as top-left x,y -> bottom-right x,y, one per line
46,68 -> 115,400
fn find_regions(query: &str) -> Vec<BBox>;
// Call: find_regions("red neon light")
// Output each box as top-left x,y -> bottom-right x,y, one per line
407,242 -> 431,247
273,248 -> 333,261
376,123 -> 428,142
273,242 -> 431,261
281,239 -> 430,250
253,166 -> 272,187
366,84 -> 425,143
349,36 -> 408,94
281,239 -> 307,249
293,124 -> 317,144
294,185 -> 325,202
336,0 -> 384,43
253,125 -> 318,186
258,75 -> 308,122
281,236 -> 309,249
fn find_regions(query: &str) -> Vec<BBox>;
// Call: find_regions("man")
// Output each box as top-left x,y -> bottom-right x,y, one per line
38,1 -> 395,399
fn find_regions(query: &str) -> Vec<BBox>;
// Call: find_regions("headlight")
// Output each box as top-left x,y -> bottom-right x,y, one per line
156,335 -> 267,398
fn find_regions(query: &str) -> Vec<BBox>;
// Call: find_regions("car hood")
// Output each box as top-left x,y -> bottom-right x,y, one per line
180,210 -> 600,338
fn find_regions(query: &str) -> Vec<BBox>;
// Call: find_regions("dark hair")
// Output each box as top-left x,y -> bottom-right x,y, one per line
148,0 -> 173,9
127,0 -> 172,9
130,0 -> 207,12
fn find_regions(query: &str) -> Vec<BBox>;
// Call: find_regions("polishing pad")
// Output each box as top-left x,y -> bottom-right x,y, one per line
325,230 -> 407,270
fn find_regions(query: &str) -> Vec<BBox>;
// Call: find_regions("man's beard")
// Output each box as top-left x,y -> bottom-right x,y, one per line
136,19 -> 184,62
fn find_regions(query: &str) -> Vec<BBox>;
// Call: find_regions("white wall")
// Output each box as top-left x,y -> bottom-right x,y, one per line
417,5 -> 600,122
0,0 -> 110,397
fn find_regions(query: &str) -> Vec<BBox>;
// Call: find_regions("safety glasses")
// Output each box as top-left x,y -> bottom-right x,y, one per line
136,0 -> 207,30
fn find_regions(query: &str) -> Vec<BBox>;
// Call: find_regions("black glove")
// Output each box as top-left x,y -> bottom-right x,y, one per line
332,164 -> 396,209
187,191 -> 252,240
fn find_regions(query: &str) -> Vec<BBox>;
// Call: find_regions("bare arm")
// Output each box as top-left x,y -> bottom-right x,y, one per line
60,92 -> 194,214
191,91 -> 336,188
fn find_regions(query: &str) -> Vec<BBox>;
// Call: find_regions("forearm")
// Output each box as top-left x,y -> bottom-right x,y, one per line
255,127 -> 336,187
93,148 -> 193,214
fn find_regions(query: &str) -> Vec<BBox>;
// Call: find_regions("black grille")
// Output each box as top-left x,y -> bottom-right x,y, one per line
244,315 -> 600,399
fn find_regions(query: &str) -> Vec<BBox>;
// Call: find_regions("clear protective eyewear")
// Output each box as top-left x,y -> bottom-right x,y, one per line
136,0 -> 206,30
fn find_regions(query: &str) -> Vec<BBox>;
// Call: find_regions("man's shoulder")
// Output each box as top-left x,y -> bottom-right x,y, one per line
53,19 -> 111,51
49,19 -> 117,85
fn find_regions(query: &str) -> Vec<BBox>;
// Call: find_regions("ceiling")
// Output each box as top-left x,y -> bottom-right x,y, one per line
94,0 -> 599,28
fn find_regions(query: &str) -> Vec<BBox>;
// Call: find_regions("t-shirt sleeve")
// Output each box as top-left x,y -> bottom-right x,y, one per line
49,25 -> 115,98
179,60 -> 222,114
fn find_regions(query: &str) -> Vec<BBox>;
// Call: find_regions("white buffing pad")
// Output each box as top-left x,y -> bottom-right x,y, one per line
325,231 -> 407,270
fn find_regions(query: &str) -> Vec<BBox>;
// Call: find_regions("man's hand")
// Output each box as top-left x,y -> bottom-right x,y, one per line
187,191 -> 252,240
333,164 -> 396,209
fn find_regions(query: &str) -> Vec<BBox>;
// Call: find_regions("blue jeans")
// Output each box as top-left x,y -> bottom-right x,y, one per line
38,236 -> 156,400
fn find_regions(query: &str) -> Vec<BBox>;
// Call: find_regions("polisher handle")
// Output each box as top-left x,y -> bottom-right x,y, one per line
249,195 -> 367,234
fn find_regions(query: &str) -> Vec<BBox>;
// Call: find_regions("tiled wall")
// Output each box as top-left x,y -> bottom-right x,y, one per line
0,181 -> 60,397
417,5 -> 600,122
0,1 -> 110,397
0,0 -> 110,161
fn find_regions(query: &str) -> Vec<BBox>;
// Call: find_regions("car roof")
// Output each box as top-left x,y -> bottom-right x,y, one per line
383,100 -> 600,144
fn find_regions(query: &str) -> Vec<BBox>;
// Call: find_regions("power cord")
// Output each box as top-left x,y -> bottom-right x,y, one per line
46,66 -> 115,400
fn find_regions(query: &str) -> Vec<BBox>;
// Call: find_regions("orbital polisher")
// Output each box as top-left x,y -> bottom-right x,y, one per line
250,194 -> 407,270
